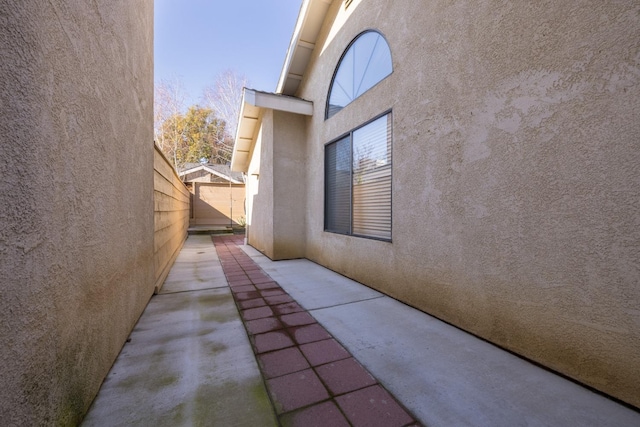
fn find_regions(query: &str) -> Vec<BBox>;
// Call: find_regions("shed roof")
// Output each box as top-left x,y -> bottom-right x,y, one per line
178,163 -> 245,184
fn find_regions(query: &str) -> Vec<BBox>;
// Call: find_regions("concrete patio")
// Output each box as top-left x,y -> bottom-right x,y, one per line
82,235 -> 640,426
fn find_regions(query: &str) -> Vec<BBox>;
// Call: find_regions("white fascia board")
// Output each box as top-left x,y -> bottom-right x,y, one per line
230,148 -> 248,173
244,89 -> 313,116
277,0 -> 311,94
276,0 -> 333,96
231,94 -> 258,172
231,88 -> 313,172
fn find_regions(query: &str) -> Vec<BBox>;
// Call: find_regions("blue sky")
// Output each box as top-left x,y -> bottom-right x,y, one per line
155,0 -> 303,108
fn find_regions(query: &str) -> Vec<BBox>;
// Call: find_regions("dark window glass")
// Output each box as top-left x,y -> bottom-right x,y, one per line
324,113 -> 392,240
325,136 -> 351,234
327,31 -> 392,119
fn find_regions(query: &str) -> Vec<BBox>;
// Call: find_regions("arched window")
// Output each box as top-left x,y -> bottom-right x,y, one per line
326,31 -> 392,119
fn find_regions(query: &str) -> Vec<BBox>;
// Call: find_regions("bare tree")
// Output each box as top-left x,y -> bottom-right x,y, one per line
202,69 -> 249,163
154,77 -> 189,168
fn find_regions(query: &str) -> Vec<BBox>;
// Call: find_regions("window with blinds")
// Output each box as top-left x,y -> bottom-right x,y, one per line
325,136 -> 351,234
324,112 -> 392,241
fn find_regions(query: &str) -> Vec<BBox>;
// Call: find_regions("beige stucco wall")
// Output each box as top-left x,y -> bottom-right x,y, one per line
291,0 -> 640,407
0,1 -> 154,424
246,110 -> 308,260
247,116 -> 275,256
154,146 -> 189,293
272,111 -> 307,260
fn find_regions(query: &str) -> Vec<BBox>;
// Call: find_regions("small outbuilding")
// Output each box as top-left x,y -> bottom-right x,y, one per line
179,163 -> 245,227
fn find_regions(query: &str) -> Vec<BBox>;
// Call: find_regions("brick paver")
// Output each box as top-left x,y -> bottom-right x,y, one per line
336,385 -> 415,427
280,400 -> 350,427
288,323 -> 331,344
300,339 -> 350,366
213,235 -> 418,427
316,358 -> 377,395
258,347 -> 310,379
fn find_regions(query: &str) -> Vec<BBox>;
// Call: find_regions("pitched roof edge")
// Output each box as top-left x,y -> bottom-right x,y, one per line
276,0 -> 333,96
178,164 -> 244,184
244,89 -> 313,115
231,0 -> 333,172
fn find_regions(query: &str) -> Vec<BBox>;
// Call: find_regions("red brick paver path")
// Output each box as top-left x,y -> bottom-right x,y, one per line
213,235 -> 420,427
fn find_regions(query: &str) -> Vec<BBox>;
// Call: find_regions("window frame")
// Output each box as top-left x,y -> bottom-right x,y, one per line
324,110 -> 393,242
325,30 -> 393,120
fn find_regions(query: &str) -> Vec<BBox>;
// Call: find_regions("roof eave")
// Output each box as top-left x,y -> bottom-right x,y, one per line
231,89 -> 313,172
276,0 -> 333,96
231,0 -> 331,172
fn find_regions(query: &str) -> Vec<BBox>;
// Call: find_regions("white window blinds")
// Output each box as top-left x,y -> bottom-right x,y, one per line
352,114 -> 392,239
324,113 -> 392,241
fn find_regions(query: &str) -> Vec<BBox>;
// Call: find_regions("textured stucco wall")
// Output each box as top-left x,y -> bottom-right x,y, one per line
247,114 -> 275,257
0,1 -> 154,424
272,111 -> 307,260
247,111 -> 308,260
295,0 -> 640,407
154,146 -> 189,293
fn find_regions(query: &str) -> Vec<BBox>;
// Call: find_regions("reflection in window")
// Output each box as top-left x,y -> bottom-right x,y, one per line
325,113 -> 392,240
326,31 -> 392,119
325,136 -> 351,234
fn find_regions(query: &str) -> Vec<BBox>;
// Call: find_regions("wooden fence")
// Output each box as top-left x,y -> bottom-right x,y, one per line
153,145 -> 190,293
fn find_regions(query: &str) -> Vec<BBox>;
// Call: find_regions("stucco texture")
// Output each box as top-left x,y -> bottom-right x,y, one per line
247,113 -> 275,257
291,0 -> 640,407
0,1 -> 154,424
247,110 -> 308,260
272,111 -> 308,260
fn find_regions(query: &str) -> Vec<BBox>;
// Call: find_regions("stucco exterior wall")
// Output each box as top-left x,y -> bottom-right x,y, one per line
247,115 -> 275,257
0,1 -> 154,424
246,110 -> 308,260
272,111 -> 307,260
154,146 -> 189,293
295,0 -> 640,407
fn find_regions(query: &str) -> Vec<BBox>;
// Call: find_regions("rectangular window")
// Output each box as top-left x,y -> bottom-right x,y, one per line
324,112 -> 392,240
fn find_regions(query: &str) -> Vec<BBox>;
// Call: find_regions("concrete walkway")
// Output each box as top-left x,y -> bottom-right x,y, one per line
82,235 -> 277,426
83,235 -> 640,426
213,236 -> 417,426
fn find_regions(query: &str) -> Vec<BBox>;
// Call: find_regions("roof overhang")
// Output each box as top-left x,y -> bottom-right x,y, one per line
230,0 -> 332,172
277,0 -> 333,95
231,89 -> 313,172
